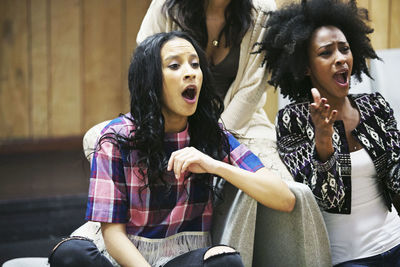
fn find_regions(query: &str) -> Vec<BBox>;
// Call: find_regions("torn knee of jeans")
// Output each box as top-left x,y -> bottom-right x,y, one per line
203,245 -> 238,261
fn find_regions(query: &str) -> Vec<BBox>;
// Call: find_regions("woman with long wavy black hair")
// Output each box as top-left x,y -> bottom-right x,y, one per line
137,0 -> 290,178
137,2 -> 294,264
47,31 -> 294,267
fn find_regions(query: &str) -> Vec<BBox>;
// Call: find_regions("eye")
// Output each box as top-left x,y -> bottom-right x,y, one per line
191,62 -> 200,68
168,63 -> 180,70
340,46 -> 350,53
318,50 -> 331,57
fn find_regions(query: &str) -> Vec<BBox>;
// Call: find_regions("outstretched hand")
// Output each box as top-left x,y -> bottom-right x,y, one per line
167,147 -> 219,179
310,88 -> 337,137
310,88 -> 337,161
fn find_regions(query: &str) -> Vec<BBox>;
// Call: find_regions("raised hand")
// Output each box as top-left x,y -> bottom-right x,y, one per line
310,88 -> 337,161
167,147 -> 219,179
310,88 -> 338,134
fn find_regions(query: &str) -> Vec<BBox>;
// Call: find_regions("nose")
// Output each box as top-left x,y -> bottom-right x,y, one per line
335,50 -> 347,66
183,64 -> 196,80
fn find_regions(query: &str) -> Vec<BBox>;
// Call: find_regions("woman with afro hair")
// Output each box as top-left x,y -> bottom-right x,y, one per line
260,0 -> 400,266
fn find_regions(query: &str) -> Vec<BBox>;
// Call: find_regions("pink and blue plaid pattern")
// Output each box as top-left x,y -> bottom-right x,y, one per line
86,114 -> 263,238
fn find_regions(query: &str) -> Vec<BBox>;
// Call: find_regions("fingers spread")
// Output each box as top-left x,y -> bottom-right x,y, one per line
311,88 -> 321,104
328,109 -> 338,124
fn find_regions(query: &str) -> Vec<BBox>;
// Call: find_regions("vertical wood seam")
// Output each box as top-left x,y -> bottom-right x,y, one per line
80,0 -> 85,133
47,0 -> 52,135
388,0 -> 392,48
121,0 -> 127,111
27,0 -> 33,138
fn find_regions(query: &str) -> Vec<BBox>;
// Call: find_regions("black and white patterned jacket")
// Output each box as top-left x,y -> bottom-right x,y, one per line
276,93 -> 400,214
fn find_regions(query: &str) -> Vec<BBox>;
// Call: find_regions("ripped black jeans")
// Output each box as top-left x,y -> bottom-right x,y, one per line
49,237 -> 244,267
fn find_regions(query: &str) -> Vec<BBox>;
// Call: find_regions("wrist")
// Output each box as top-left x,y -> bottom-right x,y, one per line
314,135 -> 334,162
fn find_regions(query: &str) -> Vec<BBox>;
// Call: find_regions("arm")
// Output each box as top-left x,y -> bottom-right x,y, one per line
86,121 -> 150,267
376,93 -> 400,193
101,223 -> 150,267
136,0 -> 169,44
168,147 -> 295,213
276,101 -> 346,211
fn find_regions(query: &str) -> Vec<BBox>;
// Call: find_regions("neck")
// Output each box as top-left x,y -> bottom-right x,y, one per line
322,95 -> 354,121
164,116 -> 188,133
206,0 -> 230,16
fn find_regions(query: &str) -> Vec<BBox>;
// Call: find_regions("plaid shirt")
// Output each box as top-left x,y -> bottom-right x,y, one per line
86,114 -> 263,238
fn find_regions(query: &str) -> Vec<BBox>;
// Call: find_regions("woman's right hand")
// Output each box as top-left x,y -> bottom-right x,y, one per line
310,88 -> 337,161
101,223 -> 151,267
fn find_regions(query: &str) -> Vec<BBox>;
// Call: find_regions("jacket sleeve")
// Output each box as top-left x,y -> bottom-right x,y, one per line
220,0 -> 275,133
136,0 -> 169,44
275,105 -> 346,210
375,93 -> 400,194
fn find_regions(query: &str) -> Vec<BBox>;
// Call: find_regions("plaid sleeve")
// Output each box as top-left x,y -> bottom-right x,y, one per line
85,134 -> 129,223
223,131 -> 264,172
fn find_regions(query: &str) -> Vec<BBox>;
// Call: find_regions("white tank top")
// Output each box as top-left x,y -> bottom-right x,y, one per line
322,148 -> 400,265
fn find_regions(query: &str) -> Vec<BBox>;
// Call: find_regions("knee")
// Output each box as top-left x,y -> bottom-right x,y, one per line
49,238 -> 103,267
203,245 -> 244,267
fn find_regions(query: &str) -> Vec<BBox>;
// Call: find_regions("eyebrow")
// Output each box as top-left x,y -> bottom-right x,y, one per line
164,53 -> 199,61
317,41 -> 349,51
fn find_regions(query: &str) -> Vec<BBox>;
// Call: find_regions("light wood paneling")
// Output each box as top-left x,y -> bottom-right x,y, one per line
370,0 -> 391,49
390,0 -> 400,48
30,0 -> 49,138
123,0 -> 152,113
83,0 -> 123,131
49,0 -> 81,136
275,0 -> 298,8
1,0 -> 399,142
0,0 -> 30,139
357,0 -> 370,9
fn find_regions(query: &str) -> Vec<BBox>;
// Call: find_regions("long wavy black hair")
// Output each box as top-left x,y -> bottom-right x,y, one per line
259,0 -> 380,102
98,31 -> 228,198
162,0 -> 254,48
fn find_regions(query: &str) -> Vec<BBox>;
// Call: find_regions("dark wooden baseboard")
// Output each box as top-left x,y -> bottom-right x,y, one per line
0,136 -> 84,155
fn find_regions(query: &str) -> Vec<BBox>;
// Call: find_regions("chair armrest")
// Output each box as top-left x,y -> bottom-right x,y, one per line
82,120 -> 112,162
253,181 -> 331,267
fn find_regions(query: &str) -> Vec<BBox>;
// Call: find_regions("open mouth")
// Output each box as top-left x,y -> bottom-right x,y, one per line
182,86 -> 197,101
333,70 -> 349,85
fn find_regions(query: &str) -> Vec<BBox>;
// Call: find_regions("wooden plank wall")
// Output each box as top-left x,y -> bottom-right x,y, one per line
0,0 -> 151,141
0,0 -> 399,141
273,0 -> 400,48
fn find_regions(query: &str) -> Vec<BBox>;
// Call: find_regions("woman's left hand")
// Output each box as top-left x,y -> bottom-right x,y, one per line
167,147 -> 219,179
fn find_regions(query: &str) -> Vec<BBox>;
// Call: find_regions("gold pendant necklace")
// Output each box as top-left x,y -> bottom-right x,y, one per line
212,39 -> 219,47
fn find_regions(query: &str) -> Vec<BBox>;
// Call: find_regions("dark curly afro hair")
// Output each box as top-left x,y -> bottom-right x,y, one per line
259,0 -> 380,102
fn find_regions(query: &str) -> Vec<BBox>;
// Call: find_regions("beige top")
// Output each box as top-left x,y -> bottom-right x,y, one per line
137,0 -> 276,139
